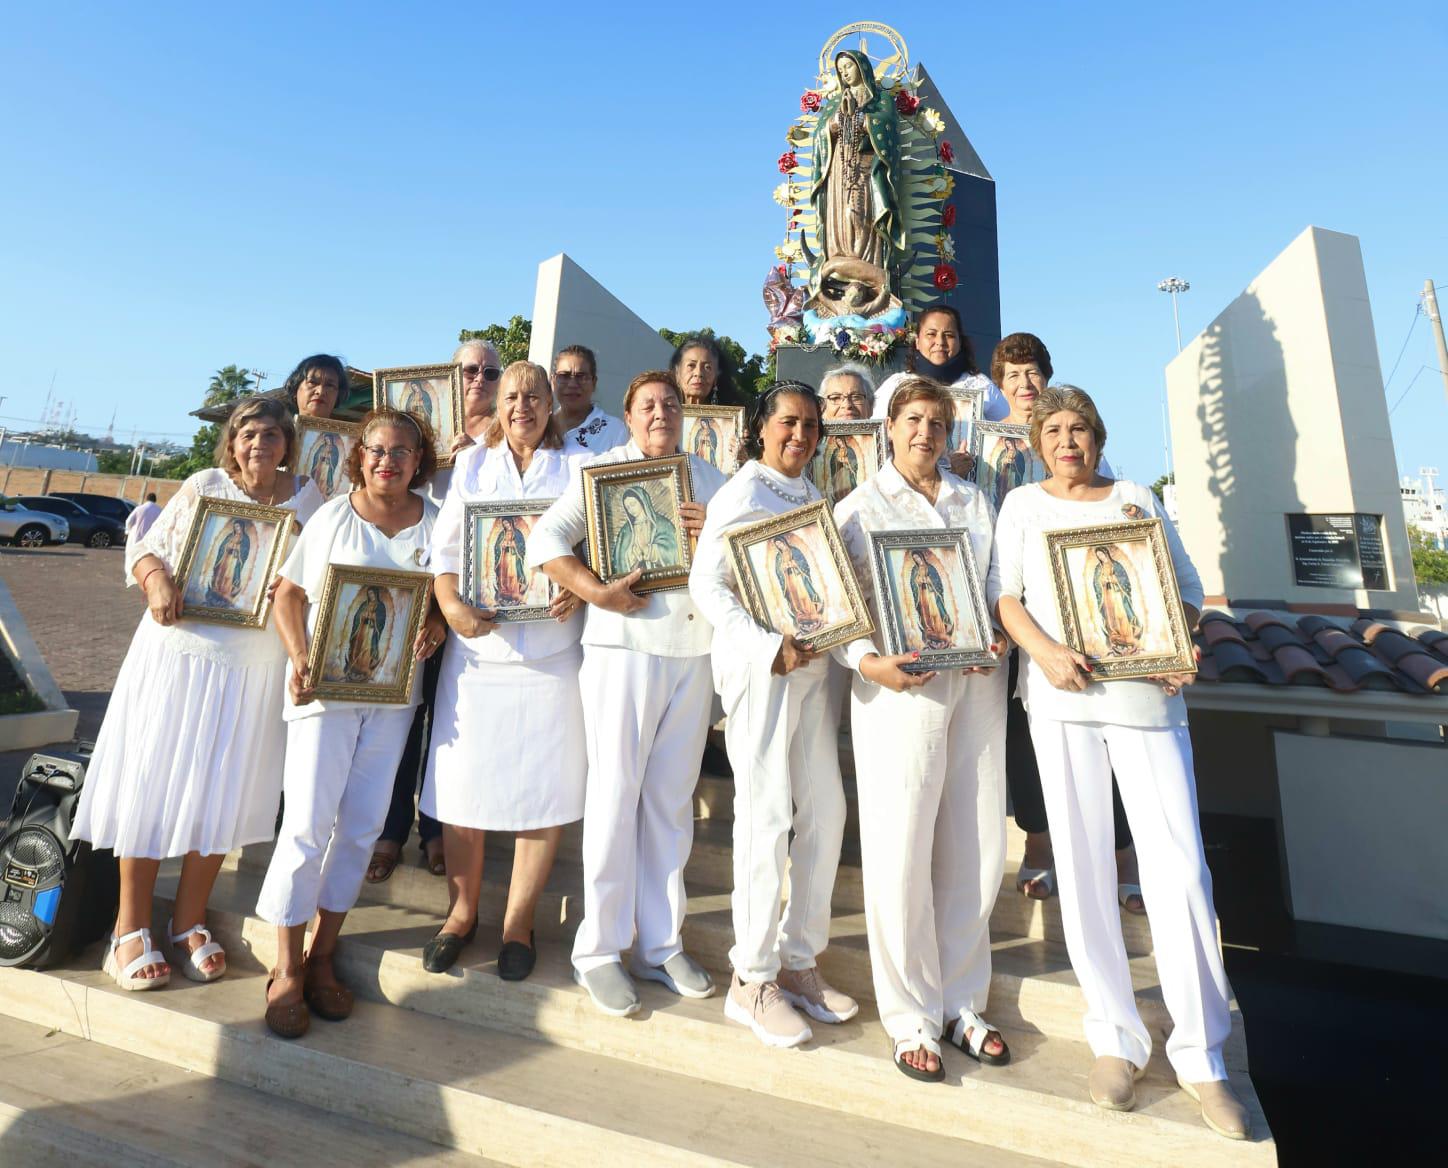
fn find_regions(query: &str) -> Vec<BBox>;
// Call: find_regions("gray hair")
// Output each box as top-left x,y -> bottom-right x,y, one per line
819,362 -> 876,406
452,338 -> 500,367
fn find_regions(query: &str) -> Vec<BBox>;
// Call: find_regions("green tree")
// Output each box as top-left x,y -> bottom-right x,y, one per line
658,327 -> 769,398
1150,472 -> 1175,503
95,448 -> 133,475
162,365 -> 254,479
1409,526 -> 1448,585
458,317 -> 532,367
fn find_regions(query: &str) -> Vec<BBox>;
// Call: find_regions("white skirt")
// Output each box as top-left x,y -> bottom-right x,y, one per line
72,617 -> 288,859
422,641 -> 586,831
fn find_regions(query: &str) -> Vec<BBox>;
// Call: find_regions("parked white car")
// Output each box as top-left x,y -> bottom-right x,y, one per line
0,497 -> 69,548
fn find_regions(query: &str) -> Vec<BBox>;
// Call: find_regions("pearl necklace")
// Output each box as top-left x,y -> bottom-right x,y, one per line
757,467 -> 810,506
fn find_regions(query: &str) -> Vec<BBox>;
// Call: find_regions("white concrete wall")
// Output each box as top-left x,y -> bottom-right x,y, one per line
528,254 -> 676,419
1166,227 -> 1420,611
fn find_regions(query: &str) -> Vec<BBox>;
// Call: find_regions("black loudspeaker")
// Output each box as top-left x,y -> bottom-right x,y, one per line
0,743 -> 118,968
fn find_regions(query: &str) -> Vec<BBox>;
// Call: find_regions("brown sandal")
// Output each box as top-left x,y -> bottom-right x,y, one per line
303,951 -> 354,1021
365,847 -> 399,884
265,968 -> 310,1039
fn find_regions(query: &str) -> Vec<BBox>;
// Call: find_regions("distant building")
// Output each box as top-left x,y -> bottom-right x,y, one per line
0,438 -> 98,473
1401,474 -> 1447,547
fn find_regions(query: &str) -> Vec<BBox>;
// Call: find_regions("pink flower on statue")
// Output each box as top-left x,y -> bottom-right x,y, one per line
895,91 -> 920,115
939,140 -> 955,164
778,150 -> 798,174
800,91 -> 822,113
933,264 -> 959,291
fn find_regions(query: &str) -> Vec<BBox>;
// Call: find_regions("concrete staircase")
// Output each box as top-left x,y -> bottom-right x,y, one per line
0,768 -> 1275,1165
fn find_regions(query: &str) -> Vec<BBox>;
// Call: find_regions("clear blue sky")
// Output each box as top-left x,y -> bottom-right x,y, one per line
2,1 -> 1444,483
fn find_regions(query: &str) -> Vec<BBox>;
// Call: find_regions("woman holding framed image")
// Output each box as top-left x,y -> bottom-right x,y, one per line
529,369 -> 726,1017
832,377 -> 1010,1082
73,397 -> 324,992
688,381 -> 856,1050
988,386 -> 1248,1140
256,407 -> 444,1038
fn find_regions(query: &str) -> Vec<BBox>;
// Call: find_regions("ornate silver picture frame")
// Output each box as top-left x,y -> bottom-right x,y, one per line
868,527 -> 997,673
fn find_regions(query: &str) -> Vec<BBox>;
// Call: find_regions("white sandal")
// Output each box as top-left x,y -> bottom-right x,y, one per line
1117,883 -> 1147,915
101,928 -> 171,991
1014,862 -> 1056,900
948,1010 -> 1011,1066
892,1035 -> 945,1082
167,919 -> 227,983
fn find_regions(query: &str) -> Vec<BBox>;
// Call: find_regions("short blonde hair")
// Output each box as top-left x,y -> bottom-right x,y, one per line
484,361 -> 564,449
214,396 -> 298,475
885,375 -> 953,424
1028,384 -> 1107,468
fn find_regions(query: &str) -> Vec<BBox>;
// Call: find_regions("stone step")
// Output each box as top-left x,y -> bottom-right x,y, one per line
0,961 -> 1062,1168
0,1010 -> 495,1167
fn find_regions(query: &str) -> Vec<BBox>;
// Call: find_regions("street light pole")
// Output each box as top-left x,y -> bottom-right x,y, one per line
1156,277 -> 1190,482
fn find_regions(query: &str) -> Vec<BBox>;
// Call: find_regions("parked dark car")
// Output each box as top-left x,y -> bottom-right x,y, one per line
16,496 -> 126,549
49,492 -> 135,524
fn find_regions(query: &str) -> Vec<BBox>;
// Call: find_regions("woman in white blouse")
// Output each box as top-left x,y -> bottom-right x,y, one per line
419,361 -> 586,977
834,377 -> 1010,1082
688,382 -> 855,1050
529,370 -> 725,1016
989,386 -> 1248,1140
74,397 -> 324,990
256,408 -> 445,1038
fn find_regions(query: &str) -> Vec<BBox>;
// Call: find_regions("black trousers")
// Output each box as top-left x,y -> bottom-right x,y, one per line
1004,652 -> 1131,848
379,648 -> 443,848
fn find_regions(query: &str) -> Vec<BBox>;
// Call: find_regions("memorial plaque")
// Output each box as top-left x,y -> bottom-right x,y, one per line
1285,513 -> 1388,590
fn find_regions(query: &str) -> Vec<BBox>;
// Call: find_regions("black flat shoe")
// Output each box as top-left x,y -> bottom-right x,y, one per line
497,931 -> 536,981
422,921 -> 478,974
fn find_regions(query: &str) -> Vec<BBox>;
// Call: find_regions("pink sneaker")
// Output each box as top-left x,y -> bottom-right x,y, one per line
777,965 -> 859,1023
724,974 -> 812,1049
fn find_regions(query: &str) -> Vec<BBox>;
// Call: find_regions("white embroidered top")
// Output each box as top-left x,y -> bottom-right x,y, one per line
562,406 -> 629,457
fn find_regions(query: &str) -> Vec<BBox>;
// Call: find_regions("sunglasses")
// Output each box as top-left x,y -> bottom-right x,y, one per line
461,364 -> 502,382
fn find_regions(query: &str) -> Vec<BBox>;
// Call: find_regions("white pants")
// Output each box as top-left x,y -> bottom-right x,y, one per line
720,660 -> 846,983
852,666 -> 1007,1045
1028,718 -> 1231,1082
256,705 -> 415,927
573,647 -> 714,973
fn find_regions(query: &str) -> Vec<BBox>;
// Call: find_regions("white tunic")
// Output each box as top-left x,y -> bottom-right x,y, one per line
422,441 -> 588,830
74,468 -> 324,859
527,439 -> 726,658
562,405 -> 629,458
875,370 -> 1008,423
278,492 -> 438,719
987,480 -> 1203,728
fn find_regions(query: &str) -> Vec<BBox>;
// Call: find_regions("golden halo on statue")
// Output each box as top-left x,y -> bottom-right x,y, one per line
818,21 -> 909,87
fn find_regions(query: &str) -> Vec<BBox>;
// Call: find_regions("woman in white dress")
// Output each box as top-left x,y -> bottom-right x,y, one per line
74,397 -> 324,990
255,408 -> 445,1038
832,377 -> 1009,1081
420,361 -> 587,977
529,370 -> 726,1016
688,382 -> 856,1050
989,386 -> 1248,1139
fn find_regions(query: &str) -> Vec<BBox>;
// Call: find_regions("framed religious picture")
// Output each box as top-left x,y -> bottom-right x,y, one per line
970,421 -> 1047,513
944,386 -> 986,455
868,528 -> 997,673
461,499 -> 558,622
582,454 -> 694,594
173,497 -> 295,629
295,416 -> 362,502
372,363 -> 464,466
724,500 -> 874,654
1044,518 -> 1197,681
809,418 -> 886,504
306,564 -> 432,704
682,404 -> 746,476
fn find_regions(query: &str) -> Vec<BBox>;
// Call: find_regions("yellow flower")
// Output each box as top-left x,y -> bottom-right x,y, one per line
775,240 -> 804,263
786,124 -> 811,146
772,182 -> 794,207
919,108 -> 945,135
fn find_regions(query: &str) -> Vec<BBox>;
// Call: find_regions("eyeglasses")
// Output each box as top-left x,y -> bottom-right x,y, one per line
824,393 -> 869,406
553,370 -> 594,382
361,444 -> 417,462
461,365 -> 502,382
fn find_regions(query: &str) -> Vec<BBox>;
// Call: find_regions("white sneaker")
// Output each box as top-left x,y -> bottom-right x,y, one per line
777,965 -> 858,1023
723,973 -> 812,1048
573,963 -> 640,1017
630,951 -> 715,999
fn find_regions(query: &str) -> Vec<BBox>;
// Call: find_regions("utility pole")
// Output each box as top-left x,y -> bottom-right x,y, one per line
1156,276 -> 1190,482
1423,280 -> 1448,410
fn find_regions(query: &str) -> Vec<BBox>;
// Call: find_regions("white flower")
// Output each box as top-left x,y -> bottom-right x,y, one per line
919,108 -> 945,135
774,240 -> 804,263
940,234 -> 956,260
772,182 -> 794,207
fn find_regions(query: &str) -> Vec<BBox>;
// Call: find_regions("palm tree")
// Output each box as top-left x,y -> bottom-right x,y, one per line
205,365 -> 254,407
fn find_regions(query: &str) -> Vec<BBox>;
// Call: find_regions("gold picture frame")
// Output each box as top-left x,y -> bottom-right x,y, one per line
462,499 -> 559,622
969,420 -> 1046,513
306,564 -> 433,704
1044,518 -> 1197,681
868,528 -> 997,672
809,418 -> 886,504
681,404 -> 746,476
724,499 -> 874,653
372,363 -> 465,467
582,454 -> 695,594
173,496 -> 295,629
295,415 -> 362,502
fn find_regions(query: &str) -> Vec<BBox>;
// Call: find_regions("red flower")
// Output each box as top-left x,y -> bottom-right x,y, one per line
800,90 -> 822,113
895,91 -> 919,115
778,150 -> 798,174
933,264 -> 958,291
939,140 -> 955,164
942,204 -> 957,228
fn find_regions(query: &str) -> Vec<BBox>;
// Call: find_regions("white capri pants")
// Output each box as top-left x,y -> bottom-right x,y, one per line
1028,717 -> 1231,1083
852,665 -> 1007,1046
256,704 -> 415,928
720,659 -> 846,983
573,647 -> 714,974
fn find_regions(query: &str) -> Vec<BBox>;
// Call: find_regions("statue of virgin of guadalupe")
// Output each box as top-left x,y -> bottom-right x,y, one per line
808,50 -> 906,277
